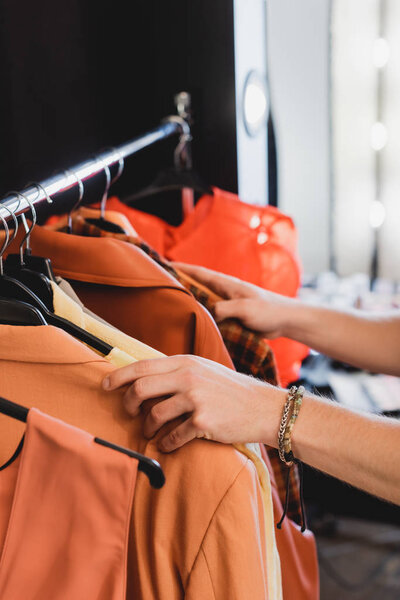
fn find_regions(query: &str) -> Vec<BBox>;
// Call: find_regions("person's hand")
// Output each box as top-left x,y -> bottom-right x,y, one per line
102,355 -> 283,452
172,263 -> 297,339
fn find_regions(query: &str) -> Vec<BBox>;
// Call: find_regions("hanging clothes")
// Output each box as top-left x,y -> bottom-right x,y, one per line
0,408 -> 137,600
47,263 -> 283,596
93,189 -> 300,293
49,278 -> 165,361
0,324 -> 279,599
45,210 -> 319,600
19,224 -> 233,366
52,210 -> 300,514
90,191 -> 309,386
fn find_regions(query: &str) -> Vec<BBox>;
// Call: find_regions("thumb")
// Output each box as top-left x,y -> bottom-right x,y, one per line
214,299 -> 249,323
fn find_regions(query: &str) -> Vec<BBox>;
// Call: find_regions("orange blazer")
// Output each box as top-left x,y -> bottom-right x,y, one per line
0,325 -> 273,599
25,225 -> 233,366
96,193 -> 309,387
16,223 -> 319,600
0,407 -> 137,599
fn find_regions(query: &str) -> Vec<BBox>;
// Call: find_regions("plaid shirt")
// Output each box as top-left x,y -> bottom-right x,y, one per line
68,215 -> 301,523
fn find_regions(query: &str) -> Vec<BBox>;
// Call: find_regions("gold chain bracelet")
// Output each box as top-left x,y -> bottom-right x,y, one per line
278,385 -> 305,466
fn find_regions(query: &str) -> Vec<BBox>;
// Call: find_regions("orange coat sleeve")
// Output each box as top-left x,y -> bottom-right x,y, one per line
185,461 -> 270,600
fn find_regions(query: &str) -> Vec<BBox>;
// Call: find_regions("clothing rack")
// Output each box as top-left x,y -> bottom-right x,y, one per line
0,118 -> 186,224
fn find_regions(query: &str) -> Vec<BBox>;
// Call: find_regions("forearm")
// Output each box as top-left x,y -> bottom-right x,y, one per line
263,387 -> 400,505
282,304 -> 400,376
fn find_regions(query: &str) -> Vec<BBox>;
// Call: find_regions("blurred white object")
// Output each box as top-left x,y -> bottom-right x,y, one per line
372,37 -> 390,68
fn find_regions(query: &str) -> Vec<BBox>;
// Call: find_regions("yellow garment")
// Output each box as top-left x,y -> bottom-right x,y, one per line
50,279 -> 282,598
79,207 -> 139,237
50,207 -> 139,237
237,443 -> 282,600
50,280 -> 163,361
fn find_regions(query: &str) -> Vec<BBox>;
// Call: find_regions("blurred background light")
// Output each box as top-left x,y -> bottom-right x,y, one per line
370,121 -> 388,150
369,199 -> 386,228
243,70 -> 268,136
372,37 -> 390,68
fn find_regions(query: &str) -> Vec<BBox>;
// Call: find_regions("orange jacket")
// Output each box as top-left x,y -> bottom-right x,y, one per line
100,192 -> 309,386
18,224 -> 319,600
0,407 -> 137,599
25,225 -> 233,365
0,325 -> 274,599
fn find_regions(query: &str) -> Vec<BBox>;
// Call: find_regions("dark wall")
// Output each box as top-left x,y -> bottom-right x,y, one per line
0,1 -> 238,222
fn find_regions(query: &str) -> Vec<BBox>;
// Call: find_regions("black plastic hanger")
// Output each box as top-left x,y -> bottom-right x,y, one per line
6,173 -> 85,278
0,396 -> 165,489
4,262 -> 56,312
85,217 -> 125,234
0,194 -> 114,354
85,153 -> 126,234
0,297 -> 48,326
0,271 -> 114,353
0,205 -> 47,326
3,189 -> 80,313
9,188 -> 57,280
6,251 -> 56,282
125,117 -> 212,206
124,166 -> 212,204
3,190 -> 55,310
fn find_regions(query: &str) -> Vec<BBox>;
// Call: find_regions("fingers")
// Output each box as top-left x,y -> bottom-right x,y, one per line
158,417 -> 200,452
143,394 -> 191,439
122,371 -> 184,416
103,355 -> 188,391
171,262 -> 244,300
213,299 -> 248,323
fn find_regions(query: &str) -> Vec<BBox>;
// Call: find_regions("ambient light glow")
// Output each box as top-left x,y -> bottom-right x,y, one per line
369,199 -> 386,229
332,1 -> 399,279
370,121 -> 388,151
244,83 -> 267,124
372,37 -> 390,69
243,71 -> 268,137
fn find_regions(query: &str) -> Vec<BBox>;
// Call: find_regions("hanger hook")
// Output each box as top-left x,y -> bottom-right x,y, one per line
27,182 -> 53,207
23,182 -> 53,253
162,115 -> 192,170
0,198 -> 20,274
0,209 -> 11,276
0,194 -> 20,250
93,156 -> 111,220
107,148 -> 125,185
8,190 -> 40,264
8,192 -> 36,264
63,169 -> 85,233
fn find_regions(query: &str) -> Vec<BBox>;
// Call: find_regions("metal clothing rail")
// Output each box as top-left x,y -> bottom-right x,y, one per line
0,119 -> 183,223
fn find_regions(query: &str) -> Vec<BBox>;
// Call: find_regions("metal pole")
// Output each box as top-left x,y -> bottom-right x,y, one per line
0,120 -> 182,223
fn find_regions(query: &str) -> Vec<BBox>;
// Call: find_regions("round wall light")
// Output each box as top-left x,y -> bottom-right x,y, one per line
243,70 -> 269,137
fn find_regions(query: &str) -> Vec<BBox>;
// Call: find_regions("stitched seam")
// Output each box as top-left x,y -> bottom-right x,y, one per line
60,272 -> 193,294
0,413 -> 32,581
185,458 -> 251,590
0,357 -> 113,366
121,463 -> 137,599
200,547 -> 217,600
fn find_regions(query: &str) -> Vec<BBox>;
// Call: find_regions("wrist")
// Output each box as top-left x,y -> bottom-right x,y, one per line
281,299 -> 311,340
256,384 -> 288,448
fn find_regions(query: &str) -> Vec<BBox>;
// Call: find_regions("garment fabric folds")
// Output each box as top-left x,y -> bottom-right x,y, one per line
12,219 -> 319,600
49,264 -> 283,600
97,190 -> 310,386
58,210 -> 302,523
0,324 -> 278,599
0,408 -> 137,599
